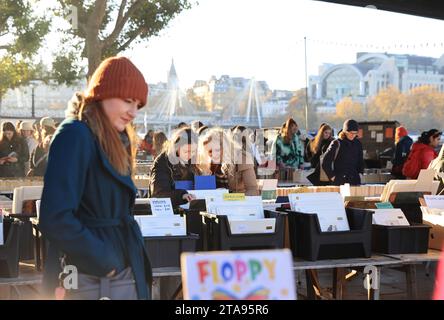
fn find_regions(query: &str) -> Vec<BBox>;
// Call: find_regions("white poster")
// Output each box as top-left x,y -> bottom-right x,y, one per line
181,249 -> 296,300
376,133 -> 384,143
288,192 -> 350,232
372,209 -> 410,226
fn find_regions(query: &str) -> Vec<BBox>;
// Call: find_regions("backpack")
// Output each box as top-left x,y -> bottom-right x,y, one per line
402,148 -> 422,179
319,140 -> 341,182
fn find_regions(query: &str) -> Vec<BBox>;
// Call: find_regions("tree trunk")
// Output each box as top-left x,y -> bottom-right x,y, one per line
86,38 -> 103,82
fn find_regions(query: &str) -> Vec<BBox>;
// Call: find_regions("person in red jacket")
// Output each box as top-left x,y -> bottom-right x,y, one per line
403,129 -> 441,179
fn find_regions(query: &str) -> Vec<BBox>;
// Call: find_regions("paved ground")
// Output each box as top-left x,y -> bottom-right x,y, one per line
0,261 -> 439,300
295,262 -> 438,300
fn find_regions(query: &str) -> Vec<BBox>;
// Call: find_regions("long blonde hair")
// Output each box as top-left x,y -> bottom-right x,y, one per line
310,124 -> 332,154
79,100 -> 136,176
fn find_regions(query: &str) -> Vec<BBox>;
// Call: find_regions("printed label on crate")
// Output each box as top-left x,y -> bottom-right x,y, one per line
372,209 -> 410,226
375,202 -> 394,209
181,249 -> 296,300
229,218 -> 276,234
223,193 -> 246,201
424,195 -> 444,209
149,198 -> 174,216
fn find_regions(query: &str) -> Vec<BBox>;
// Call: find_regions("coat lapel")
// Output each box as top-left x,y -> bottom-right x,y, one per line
95,140 -> 137,194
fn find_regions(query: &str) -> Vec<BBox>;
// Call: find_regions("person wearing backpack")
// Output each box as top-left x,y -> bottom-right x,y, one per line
402,129 -> 441,179
322,119 -> 364,186
391,126 -> 413,179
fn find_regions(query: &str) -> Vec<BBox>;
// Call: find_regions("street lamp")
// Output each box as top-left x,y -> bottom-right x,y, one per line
29,80 -> 39,119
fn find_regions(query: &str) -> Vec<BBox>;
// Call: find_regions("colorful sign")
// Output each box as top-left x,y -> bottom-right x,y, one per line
181,249 -> 296,300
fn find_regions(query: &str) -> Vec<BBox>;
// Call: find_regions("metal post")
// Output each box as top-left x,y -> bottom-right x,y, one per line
304,36 -> 309,132
31,86 -> 35,118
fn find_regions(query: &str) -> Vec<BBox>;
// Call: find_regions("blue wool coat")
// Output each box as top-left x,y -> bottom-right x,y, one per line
39,119 -> 151,299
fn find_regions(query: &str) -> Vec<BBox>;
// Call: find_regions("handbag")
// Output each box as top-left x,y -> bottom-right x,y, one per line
64,267 -> 138,300
319,140 -> 340,182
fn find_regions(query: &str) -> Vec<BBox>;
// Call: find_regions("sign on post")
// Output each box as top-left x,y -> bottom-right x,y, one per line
181,249 -> 296,300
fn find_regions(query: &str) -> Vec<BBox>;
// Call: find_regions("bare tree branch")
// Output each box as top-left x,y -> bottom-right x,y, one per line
117,27 -> 146,52
103,0 -> 144,48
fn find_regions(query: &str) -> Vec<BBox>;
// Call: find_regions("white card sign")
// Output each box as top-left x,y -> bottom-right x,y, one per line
288,192 -> 350,232
372,209 -> 410,226
181,249 -> 296,300
149,198 -> 174,216
424,195 -> 444,209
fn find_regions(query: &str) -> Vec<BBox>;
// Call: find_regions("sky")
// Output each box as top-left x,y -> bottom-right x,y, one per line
32,0 -> 444,91
124,0 -> 444,91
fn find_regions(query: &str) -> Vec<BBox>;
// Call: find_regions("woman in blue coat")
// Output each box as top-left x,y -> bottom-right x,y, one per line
39,56 -> 151,299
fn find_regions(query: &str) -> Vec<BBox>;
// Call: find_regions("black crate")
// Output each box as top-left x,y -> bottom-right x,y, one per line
182,201 -> 207,251
285,208 -> 372,261
389,192 -> 425,224
202,210 -> 285,251
0,218 -> 22,277
372,224 -> 431,254
132,203 -> 151,216
144,233 -> 199,268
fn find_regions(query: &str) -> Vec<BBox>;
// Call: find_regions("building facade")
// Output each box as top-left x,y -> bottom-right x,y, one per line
309,52 -> 444,103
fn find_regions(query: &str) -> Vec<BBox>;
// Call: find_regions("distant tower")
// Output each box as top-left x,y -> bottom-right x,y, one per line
168,58 -> 179,90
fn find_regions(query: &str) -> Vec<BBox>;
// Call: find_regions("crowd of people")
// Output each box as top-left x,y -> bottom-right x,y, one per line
0,117 -> 56,178
30,55 -> 443,300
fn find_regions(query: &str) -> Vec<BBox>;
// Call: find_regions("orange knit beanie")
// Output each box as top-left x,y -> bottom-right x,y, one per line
84,56 -> 148,108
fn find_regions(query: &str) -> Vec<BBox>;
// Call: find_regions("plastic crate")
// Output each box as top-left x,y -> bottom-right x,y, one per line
0,218 -> 22,277
285,208 -> 373,261
182,200 -> 207,251
372,224 -> 431,254
202,210 -> 285,251
389,192 -> 426,224
144,233 -> 199,268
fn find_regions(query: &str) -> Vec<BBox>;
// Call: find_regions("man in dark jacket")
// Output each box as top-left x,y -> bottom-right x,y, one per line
322,119 -> 364,186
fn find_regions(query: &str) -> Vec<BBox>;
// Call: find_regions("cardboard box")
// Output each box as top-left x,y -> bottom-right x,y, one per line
422,214 -> 444,250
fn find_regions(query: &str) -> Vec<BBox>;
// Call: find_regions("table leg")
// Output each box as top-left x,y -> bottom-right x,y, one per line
305,270 -> 321,300
405,264 -> 417,300
333,268 -> 345,299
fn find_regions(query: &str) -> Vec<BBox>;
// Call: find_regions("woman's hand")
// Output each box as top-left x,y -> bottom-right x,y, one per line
7,157 -> 18,163
106,269 -> 116,278
182,193 -> 196,202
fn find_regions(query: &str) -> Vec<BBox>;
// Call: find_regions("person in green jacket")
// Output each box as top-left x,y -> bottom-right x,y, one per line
272,118 -> 304,169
